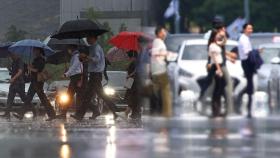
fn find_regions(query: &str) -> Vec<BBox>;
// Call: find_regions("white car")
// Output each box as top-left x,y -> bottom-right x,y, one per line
171,39 -> 247,112
0,68 -> 42,108
257,43 -> 280,113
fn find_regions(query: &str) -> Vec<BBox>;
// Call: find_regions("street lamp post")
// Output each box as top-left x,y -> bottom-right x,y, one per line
174,0 -> 180,33
244,0 -> 250,22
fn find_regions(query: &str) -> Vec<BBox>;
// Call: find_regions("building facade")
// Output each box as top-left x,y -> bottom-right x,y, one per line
60,0 -> 154,34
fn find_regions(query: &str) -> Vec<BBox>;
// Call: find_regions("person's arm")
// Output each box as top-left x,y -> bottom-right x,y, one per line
64,55 -> 81,77
29,59 -> 44,73
10,69 -> 23,83
210,45 -> 223,76
28,65 -> 38,72
212,53 -> 223,76
87,45 -> 102,63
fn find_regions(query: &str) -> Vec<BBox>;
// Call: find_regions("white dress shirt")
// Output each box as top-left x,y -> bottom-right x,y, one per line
151,38 -> 168,75
64,52 -> 83,77
238,33 -> 252,60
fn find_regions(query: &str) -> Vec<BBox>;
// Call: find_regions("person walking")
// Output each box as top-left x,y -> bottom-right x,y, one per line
0,53 -> 28,120
200,20 -> 234,116
151,26 -> 173,118
14,48 -> 56,121
208,29 -> 227,117
57,45 -> 83,119
71,35 -> 118,121
124,51 -> 140,119
237,23 -> 255,118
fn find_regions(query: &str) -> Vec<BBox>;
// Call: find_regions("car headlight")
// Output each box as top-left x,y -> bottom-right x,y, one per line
0,91 -> 7,97
104,87 -> 115,96
58,92 -> 70,105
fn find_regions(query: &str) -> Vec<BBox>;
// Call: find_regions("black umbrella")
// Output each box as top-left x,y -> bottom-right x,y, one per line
46,50 -> 70,65
44,36 -> 87,53
51,19 -> 108,39
46,45 -> 88,65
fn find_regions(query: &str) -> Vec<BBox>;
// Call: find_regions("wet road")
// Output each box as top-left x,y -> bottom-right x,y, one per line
0,113 -> 280,158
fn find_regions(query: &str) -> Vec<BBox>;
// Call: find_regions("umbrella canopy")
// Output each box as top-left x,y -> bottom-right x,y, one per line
0,43 -> 14,58
108,32 -> 152,51
106,47 -> 129,62
46,50 -> 71,65
44,36 -> 87,46
51,19 -> 108,39
8,39 -> 55,57
46,45 -> 88,65
44,36 -> 88,54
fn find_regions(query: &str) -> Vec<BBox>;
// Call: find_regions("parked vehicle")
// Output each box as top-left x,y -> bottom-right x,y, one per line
258,43 -> 280,113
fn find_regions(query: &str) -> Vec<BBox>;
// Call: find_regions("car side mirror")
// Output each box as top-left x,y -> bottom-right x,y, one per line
270,57 -> 280,64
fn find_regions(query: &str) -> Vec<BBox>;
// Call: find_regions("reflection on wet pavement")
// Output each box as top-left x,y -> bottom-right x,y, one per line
0,114 -> 280,158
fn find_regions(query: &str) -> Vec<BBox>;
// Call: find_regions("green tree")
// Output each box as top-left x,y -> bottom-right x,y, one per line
119,23 -> 128,32
158,0 -> 280,33
4,25 -> 27,42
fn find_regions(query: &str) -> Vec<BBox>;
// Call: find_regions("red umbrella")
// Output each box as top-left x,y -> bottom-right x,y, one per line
106,47 -> 129,62
109,32 -> 152,51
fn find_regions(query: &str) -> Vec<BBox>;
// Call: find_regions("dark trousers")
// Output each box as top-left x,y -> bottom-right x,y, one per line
236,59 -> 254,114
126,79 -> 141,119
24,81 -> 55,118
5,83 -> 26,114
199,65 -> 216,99
76,72 -> 117,118
212,75 -> 225,116
61,74 -> 83,114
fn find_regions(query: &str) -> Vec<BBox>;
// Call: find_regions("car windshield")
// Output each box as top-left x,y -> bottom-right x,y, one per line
0,70 -> 10,83
261,48 -> 280,64
181,44 -> 237,60
105,72 -> 126,87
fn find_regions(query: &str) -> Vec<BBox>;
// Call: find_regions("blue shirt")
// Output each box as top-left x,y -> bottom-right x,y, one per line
88,43 -> 105,73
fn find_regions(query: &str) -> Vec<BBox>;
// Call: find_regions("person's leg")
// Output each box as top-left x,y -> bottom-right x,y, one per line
17,83 -> 35,117
74,73 -> 95,119
94,73 -> 118,118
2,84 -> 17,118
216,76 -> 225,116
211,77 -> 219,117
158,73 -> 172,118
14,82 -> 37,119
58,78 -> 76,118
246,72 -> 254,118
200,66 -> 216,100
221,66 -> 233,115
34,82 -> 55,119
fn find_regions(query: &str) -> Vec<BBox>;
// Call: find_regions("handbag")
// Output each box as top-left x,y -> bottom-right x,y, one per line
37,70 -> 51,82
